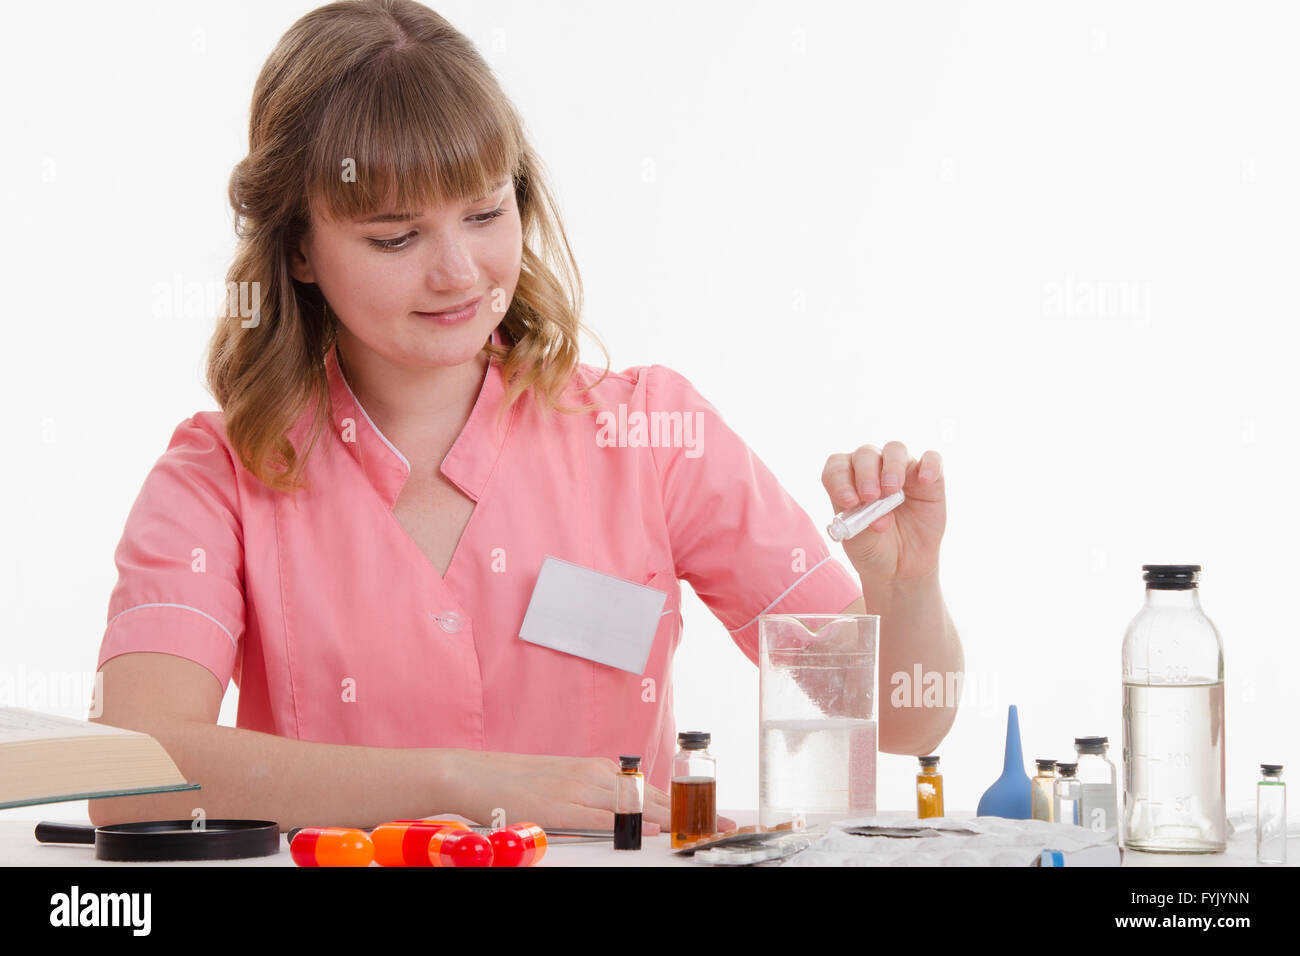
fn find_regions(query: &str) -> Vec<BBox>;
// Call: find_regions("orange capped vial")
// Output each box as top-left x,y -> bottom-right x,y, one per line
289,827 -> 375,867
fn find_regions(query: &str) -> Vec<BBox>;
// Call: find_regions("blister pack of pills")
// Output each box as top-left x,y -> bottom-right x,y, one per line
690,831 -> 815,866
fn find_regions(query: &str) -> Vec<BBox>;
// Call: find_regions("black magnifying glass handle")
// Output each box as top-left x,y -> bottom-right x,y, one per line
35,822 -> 97,844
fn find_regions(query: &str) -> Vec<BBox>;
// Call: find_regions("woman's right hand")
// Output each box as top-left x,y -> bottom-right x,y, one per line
435,750 -> 681,834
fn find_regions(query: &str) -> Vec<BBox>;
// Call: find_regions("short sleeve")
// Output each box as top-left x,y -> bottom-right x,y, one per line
96,413 -> 246,695
646,365 -> 863,665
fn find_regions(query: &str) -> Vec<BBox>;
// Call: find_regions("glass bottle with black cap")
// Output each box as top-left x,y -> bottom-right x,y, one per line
1121,564 -> 1226,853
670,731 -> 716,848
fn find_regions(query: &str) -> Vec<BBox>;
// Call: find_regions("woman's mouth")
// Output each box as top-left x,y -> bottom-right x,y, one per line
415,296 -> 482,325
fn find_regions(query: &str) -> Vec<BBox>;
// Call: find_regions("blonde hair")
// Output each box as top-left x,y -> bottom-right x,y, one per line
208,0 -> 609,494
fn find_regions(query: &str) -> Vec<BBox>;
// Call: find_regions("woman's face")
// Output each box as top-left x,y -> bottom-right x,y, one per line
290,176 -> 522,370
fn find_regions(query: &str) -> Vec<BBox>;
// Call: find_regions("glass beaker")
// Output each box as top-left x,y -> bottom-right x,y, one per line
759,613 -> 878,828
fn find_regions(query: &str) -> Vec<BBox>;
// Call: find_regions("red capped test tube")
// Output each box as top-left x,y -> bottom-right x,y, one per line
426,828 -> 494,867
488,822 -> 548,867
371,819 -> 469,867
290,827 -> 375,867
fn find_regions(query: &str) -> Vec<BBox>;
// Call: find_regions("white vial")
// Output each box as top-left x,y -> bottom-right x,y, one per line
827,491 -> 905,542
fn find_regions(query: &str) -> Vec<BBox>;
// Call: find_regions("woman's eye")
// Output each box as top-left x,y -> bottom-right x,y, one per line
366,208 -> 506,251
368,232 -> 415,251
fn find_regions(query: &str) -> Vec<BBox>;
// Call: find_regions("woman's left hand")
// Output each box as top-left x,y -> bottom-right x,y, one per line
821,442 -> 946,586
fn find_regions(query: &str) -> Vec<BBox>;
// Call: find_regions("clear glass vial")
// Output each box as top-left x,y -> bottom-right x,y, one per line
1055,762 -> 1081,826
916,755 -> 943,818
670,731 -> 716,848
1032,759 -> 1058,822
1121,564 -> 1226,853
614,755 -> 644,851
1075,736 -> 1118,837
1257,764 -> 1286,865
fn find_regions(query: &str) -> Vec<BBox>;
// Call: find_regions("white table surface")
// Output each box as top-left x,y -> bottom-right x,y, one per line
5,810 -> 1292,866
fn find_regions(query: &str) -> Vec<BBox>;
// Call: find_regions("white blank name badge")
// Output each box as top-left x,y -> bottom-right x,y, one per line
519,556 -> 669,674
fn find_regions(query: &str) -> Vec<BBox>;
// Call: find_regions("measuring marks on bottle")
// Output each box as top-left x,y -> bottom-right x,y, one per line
1123,681 -> 1225,843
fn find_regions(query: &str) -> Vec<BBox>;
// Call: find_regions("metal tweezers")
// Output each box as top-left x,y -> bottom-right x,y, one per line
468,825 -> 613,844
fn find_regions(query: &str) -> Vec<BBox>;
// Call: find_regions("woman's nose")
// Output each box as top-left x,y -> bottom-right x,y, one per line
422,235 -> 477,289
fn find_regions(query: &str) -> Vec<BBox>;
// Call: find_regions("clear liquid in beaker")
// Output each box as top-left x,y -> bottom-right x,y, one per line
1122,681 -> 1226,852
759,717 -> 876,828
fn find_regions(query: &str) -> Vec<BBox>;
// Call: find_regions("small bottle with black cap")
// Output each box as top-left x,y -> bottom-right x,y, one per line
1257,764 -> 1286,864
671,731 -> 716,848
1054,762 -> 1081,825
1074,736 -> 1117,837
614,755 -> 644,851
1031,759 -> 1058,822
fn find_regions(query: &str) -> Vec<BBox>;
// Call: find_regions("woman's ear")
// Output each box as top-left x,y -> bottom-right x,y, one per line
287,237 -> 316,284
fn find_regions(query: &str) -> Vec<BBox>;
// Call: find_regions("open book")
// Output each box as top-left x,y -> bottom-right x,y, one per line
0,707 -> 199,809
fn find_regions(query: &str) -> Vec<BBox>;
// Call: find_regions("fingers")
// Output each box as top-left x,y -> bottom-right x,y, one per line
917,449 -> 943,485
866,442 -> 911,531
562,806 -> 623,831
645,783 -> 671,831
821,452 -> 861,511
581,760 -> 673,833
826,443 -> 944,510
558,759 -> 731,840
824,442 -> 915,509
878,441 -> 909,495
557,806 -> 665,837
646,782 -> 671,811
849,445 -> 882,502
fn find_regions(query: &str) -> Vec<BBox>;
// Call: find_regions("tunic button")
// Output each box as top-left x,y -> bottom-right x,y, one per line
437,610 -> 463,633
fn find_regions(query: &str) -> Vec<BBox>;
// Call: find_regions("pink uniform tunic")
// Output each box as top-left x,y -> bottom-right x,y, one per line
96,325 -> 863,794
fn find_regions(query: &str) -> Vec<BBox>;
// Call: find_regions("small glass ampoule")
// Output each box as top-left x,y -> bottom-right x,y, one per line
1055,762 -> 1081,826
1032,759 -> 1058,822
827,491 -> 905,542
615,755 -> 644,850
1257,764 -> 1286,865
916,755 -> 944,818
1075,737 -> 1118,838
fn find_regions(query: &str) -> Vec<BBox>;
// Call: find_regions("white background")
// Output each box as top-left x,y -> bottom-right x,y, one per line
2,0 -> 1296,825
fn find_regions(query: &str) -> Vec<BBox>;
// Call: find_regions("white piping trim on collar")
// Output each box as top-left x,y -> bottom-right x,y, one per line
332,326 -> 505,476
334,354 -> 411,473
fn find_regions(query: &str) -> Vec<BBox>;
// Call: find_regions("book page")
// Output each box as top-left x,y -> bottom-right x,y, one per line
0,707 -> 141,744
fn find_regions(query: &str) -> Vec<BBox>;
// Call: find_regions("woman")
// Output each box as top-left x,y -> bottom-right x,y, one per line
91,0 -> 962,835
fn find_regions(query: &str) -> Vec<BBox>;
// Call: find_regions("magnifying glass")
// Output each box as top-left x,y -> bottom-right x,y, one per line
35,819 -> 281,862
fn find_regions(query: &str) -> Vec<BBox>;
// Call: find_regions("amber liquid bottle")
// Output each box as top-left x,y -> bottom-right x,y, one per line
670,731 -> 717,848
916,755 -> 944,818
